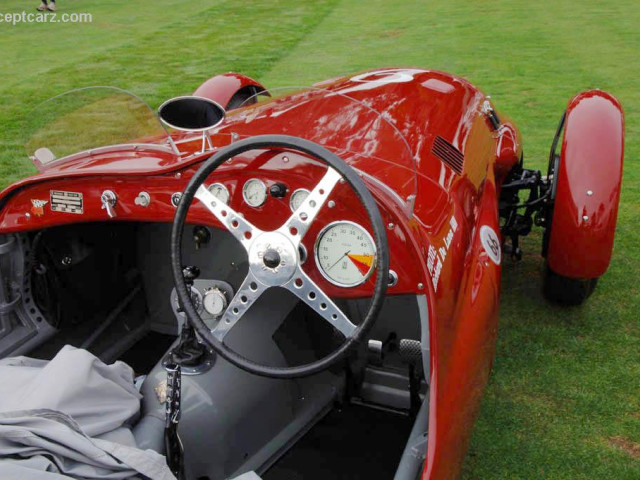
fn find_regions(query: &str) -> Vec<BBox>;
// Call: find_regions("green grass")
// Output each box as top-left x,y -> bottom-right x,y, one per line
1,0 -> 638,478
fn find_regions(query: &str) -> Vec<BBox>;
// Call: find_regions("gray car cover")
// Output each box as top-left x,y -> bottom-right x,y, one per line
0,345 -> 175,480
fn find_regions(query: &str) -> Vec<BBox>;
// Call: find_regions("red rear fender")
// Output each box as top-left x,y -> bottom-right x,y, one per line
547,90 -> 624,279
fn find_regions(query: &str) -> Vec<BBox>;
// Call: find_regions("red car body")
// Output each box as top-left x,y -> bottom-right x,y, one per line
0,68 -> 623,479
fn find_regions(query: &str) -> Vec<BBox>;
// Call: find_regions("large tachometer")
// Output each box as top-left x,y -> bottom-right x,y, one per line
315,221 -> 377,287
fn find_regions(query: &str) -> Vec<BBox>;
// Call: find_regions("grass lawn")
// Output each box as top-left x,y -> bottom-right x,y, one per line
1,0 -> 638,478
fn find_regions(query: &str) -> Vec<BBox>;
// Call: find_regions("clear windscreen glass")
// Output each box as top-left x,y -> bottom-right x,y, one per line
23,85 -> 417,207
213,86 -> 417,210
24,87 -> 175,170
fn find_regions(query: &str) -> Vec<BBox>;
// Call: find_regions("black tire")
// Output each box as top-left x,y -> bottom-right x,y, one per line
543,265 -> 598,306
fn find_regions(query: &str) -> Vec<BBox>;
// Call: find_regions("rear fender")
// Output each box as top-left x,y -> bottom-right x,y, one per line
193,73 -> 269,111
547,90 -> 624,279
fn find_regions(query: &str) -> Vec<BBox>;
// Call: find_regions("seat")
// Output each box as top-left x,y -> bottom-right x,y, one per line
0,345 -> 174,480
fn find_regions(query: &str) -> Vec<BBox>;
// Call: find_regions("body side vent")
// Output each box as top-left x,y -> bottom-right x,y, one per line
432,136 -> 464,175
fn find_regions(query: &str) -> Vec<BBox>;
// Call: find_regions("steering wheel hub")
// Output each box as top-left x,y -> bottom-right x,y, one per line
249,232 -> 297,285
262,249 -> 281,269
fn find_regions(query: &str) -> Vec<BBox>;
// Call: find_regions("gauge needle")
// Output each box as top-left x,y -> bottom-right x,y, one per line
327,250 -> 350,271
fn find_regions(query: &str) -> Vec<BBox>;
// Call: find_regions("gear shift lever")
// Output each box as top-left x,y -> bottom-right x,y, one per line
169,266 -> 209,367
182,265 -> 200,287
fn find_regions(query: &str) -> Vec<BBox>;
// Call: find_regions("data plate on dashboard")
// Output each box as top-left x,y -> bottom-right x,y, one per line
50,190 -> 83,214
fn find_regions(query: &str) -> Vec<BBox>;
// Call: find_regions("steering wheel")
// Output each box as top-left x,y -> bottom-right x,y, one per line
171,135 -> 388,378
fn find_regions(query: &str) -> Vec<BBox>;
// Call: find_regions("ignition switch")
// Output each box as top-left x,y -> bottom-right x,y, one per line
193,226 -> 211,250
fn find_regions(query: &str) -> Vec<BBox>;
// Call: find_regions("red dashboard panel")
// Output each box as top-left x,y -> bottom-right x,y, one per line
0,150 -> 425,299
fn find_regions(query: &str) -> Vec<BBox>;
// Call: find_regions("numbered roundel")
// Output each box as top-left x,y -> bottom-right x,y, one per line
315,221 -> 377,287
480,225 -> 502,265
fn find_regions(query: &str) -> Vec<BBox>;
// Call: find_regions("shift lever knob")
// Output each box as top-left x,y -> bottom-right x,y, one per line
182,265 -> 200,287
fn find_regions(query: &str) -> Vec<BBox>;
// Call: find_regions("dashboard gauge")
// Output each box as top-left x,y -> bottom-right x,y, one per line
289,188 -> 310,212
315,221 -> 377,287
242,178 -> 267,207
203,288 -> 227,317
208,183 -> 230,205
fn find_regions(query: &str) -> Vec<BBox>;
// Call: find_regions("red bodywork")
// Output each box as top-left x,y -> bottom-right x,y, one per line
0,68 -> 524,479
192,72 -> 268,110
546,90 -> 624,279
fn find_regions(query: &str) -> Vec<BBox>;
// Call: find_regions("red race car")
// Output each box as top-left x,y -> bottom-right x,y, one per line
0,68 -> 624,480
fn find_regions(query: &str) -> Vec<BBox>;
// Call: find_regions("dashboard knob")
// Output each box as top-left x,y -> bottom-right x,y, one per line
269,183 -> 288,198
100,190 -> 117,218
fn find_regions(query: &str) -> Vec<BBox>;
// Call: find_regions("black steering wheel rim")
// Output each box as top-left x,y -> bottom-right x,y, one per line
171,134 -> 389,378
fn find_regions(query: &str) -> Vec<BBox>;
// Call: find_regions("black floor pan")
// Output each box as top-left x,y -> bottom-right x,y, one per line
263,404 -> 413,480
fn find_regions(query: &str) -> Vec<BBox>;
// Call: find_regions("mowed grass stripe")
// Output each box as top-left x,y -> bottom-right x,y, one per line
0,0 -> 219,84
0,0 -> 338,185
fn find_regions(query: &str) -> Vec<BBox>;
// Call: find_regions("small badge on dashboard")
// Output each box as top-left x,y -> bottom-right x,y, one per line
30,199 -> 48,217
50,190 -> 84,214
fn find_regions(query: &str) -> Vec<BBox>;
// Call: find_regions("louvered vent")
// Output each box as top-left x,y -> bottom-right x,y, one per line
432,136 -> 464,175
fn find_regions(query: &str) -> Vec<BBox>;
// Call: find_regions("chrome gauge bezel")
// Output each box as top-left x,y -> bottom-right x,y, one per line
314,220 -> 378,288
242,178 -> 267,207
207,182 -> 230,205
289,188 -> 310,212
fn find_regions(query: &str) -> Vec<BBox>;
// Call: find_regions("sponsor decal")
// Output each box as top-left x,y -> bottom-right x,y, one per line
50,190 -> 83,214
480,225 -> 501,265
427,215 -> 458,292
30,199 -> 48,217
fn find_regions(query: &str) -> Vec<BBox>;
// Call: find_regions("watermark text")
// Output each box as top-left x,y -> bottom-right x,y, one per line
0,11 -> 93,25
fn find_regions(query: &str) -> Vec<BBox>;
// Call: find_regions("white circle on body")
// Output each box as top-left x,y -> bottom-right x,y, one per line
480,225 -> 501,265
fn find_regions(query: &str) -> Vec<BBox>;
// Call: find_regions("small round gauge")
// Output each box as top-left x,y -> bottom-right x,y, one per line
315,221 -> 377,287
289,188 -> 310,212
208,183 -> 230,205
242,179 -> 267,207
203,288 -> 227,317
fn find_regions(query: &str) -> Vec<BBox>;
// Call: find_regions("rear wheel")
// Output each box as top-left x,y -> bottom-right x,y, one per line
543,266 -> 598,306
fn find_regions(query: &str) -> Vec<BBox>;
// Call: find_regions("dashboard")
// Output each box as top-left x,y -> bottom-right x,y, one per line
0,149 -> 426,298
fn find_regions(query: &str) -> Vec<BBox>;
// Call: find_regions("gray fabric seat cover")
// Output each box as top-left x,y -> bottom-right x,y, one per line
0,345 -> 175,480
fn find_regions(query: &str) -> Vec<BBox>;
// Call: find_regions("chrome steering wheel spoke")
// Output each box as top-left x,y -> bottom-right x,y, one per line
284,267 -> 357,338
211,271 -> 269,341
195,184 -> 262,252
277,167 -> 342,247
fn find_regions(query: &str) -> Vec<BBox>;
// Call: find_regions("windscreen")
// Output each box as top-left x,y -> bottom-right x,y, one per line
24,86 -> 175,170
23,85 -> 417,209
